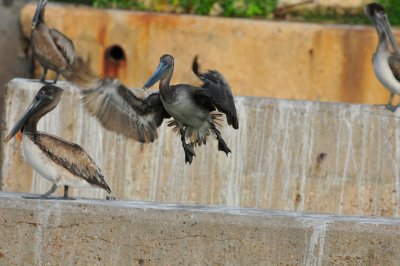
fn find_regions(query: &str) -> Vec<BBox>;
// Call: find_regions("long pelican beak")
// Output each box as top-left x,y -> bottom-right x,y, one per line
371,7 -> 400,53
32,0 -> 46,30
3,94 -> 46,143
142,61 -> 169,91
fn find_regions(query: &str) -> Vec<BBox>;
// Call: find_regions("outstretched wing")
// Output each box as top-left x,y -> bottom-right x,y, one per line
49,28 -> 75,65
388,54 -> 400,82
192,56 -> 239,129
82,79 -> 170,143
36,134 -> 111,193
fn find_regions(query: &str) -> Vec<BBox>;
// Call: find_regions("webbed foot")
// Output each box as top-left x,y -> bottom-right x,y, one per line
106,195 -> 116,200
386,103 -> 398,112
183,143 -> 196,164
217,137 -> 231,155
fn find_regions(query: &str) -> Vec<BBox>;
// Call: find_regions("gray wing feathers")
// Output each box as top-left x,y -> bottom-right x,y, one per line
49,28 -> 97,86
49,28 -> 75,65
388,54 -> 400,82
82,79 -> 167,143
36,134 -> 111,193
192,56 -> 239,129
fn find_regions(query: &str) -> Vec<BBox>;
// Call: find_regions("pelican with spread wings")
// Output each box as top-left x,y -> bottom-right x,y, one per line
83,55 -> 239,164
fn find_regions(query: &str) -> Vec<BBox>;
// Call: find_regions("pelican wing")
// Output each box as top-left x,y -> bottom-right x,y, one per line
388,54 -> 400,82
82,79 -> 170,143
49,28 -> 76,65
36,134 -> 111,193
192,56 -> 239,129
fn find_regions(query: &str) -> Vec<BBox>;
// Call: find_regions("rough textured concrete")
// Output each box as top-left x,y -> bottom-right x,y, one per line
0,0 -> 31,187
1,192 -> 399,265
2,79 -> 400,218
20,3 -> 396,105
0,0 -> 30,88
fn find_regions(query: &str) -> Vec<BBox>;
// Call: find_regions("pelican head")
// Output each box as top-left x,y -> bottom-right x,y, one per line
32,0 -> 47,30
143,54 -> 174,90
365,3 -> 399,52
4,84 -> 63,143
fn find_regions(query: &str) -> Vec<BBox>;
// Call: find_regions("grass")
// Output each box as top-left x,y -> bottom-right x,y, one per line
52,0 -> 400,25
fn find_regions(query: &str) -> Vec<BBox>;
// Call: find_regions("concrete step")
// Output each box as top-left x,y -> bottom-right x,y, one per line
2,79 -> 400,217
0,192 -> 399,265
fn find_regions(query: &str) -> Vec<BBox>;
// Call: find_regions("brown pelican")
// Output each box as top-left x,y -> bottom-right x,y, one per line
82,55 -> 238,164
365,3 -> 400,112
4,85 -> 111,199
31,0 -> 96,85
143,54 -> 238,163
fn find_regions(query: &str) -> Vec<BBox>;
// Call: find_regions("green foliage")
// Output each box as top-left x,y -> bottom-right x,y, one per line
377,0 -> 400,25
54,0 -> 278,18
289,7 -> 370,25
91,0 -> 144,9
50,0 -> 400,25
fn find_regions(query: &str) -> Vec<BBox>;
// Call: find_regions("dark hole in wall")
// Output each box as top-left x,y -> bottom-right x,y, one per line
103,45 -> 126,79
106,45 -> 126,62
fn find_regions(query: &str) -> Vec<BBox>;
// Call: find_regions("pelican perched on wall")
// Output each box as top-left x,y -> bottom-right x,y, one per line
365,3 -> 400,112
82,55 -> 238,164
31,0 -> 96,85
4,85 -> 111,199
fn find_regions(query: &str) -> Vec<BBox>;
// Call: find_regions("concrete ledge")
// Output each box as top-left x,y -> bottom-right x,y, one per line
2,79 -> 400,217
0,192 -> 399,265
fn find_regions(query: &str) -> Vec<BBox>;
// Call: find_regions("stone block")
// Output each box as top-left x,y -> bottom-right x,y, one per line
0,192 -> 399,265
2,79 -> 400,217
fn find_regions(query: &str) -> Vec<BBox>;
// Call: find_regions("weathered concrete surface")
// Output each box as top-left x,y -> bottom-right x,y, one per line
0,0 -> 31,184
0,0 -> 30,88
1,192 -> 399,265
20,3 -> 395,105
2,79 -> 400,218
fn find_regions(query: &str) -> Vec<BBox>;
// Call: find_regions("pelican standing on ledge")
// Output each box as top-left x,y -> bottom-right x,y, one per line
31,0 -> 96,85
365,3 -> 400,112
4,85 -> 111,199
143,54 -> 238,163
82,55 -> 238,164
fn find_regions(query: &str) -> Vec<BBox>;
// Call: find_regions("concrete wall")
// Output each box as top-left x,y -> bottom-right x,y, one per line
20,3 -> 395,105
0,0 -> 31,183
1,192 -> 399,265
2,79 -> 400,217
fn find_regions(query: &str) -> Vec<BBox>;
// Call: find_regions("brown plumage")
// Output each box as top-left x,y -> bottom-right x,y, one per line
35,134 -> 111,193
31,0 -> 96,86
388,55 -> 400,81
4,84 -> 111,199
82,78 -> 170,143
192,55 -> 239,129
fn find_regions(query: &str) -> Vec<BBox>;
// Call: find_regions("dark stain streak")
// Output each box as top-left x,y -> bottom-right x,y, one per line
316,152 -> 327,171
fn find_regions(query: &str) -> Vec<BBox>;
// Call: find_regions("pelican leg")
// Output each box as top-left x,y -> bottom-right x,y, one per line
179,129 -> 196,164
40,68 -> 48,84
52,72 -> 60,84
62,185 -> 75,200
211,123 -> 231,155
23,183 -> 58,199
386,93 -> 398,112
